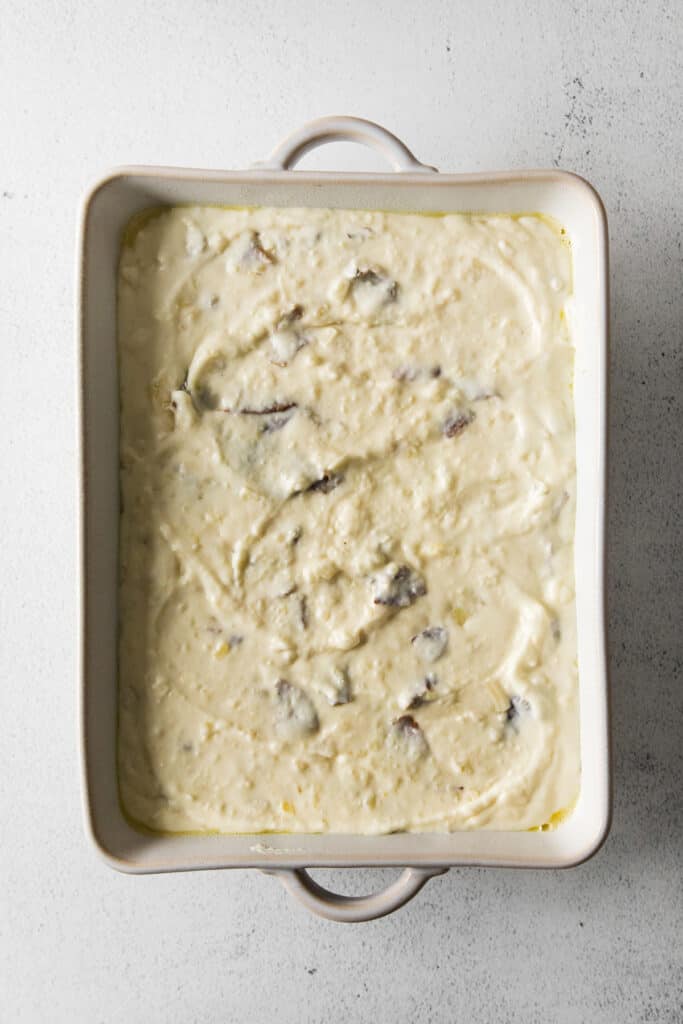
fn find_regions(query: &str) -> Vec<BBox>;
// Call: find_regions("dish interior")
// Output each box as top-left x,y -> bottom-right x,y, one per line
117,204 -> 580,836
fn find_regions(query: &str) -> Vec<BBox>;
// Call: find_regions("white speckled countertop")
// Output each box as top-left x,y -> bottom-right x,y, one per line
1,1 -> 681,1020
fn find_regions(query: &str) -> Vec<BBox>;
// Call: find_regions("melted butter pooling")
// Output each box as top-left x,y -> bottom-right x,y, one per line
117,206 -> 579,833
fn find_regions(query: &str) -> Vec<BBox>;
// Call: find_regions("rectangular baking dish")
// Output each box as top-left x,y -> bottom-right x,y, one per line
78,117 -> 610,921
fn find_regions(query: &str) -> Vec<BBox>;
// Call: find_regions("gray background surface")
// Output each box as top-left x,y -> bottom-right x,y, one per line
1,1 -> 681,1021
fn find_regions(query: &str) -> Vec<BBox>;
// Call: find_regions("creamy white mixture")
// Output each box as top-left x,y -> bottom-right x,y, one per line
117,205 -> 579,834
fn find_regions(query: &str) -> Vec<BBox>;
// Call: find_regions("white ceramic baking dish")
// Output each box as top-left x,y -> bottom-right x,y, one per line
78,116 -> 611,922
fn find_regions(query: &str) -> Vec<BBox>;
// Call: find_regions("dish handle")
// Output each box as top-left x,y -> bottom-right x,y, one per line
263,865 -> 448,923
255,115 -> 438,174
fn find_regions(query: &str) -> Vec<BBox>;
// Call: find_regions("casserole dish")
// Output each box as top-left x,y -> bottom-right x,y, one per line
78,116 -> 610,922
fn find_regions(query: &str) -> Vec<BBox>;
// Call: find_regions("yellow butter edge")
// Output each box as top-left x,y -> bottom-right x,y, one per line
120,204 -> 570,251
116,202 -> 575,840
118,797 -> 579,839
527,799 -> 578,832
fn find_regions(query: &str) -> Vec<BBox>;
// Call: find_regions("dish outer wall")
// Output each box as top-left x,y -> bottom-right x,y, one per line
78,142 -> 610,884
